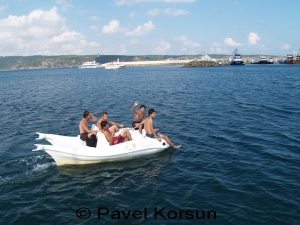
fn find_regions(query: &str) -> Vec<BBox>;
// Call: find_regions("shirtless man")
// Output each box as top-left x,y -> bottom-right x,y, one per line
131,100 -> 146,133
96,111 -> 124,133
79,110 -> 98,147
144,108 -> 181,149
100,121 -> 132,145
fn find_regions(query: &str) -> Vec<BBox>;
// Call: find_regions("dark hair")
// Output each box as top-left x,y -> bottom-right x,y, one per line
100,120 -> 108,129
83,110 -> 90,118
140,105 -> 146,109
102,111 -> 108,116
148,108 -> 155,116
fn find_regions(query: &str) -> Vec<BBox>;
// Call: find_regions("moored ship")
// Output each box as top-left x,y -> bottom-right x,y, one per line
285,50 -> 300,64
230,48 -> 245,65
251,54 -> 274,64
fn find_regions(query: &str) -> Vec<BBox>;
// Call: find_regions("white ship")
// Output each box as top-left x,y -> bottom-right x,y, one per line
105,58 -> 126,69
79,61 -> 101,69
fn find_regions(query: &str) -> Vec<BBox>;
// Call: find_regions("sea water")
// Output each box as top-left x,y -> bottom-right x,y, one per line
0,65 -> 299,224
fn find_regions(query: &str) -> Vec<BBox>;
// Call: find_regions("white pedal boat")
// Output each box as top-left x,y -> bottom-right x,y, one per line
33,128 -> 169,166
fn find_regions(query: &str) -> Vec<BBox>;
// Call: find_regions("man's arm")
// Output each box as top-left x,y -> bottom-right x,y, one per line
131,100 -> 139,113
96,119 -> 102,130
133,118 -> 146,129
89,113 -> 97,122
149,120 -> 161,141
108,120 -> 124,128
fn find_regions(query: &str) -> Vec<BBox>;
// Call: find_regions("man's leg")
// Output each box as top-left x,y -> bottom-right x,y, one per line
160,134 -> 181,149
109,125 -> 119,133
121,129 -> 133,141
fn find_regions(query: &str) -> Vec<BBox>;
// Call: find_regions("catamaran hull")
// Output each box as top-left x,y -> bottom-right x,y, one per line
34,130 -> 169,166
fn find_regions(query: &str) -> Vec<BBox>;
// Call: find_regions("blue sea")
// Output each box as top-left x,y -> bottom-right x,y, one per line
0,65 -> 299,225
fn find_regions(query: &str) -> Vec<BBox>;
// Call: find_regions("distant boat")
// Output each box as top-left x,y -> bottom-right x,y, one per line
278,57 -> 286,64
251,54 -> 274,64
285,50 -> 300,64
230,49 -> 245,65
105,58 -> 126,69
79,61 -> 101,69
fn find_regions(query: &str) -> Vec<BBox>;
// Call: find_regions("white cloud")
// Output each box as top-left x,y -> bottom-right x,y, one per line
212,42 -> 221,47
129,12 -> 136,18
0,7 -> 100,56
90,25 -> 99,31
152,40 -> 171,54
55,0 -> 74,11
210,47 -> 223,53
102,20 -> 120,34
147,9 -> 161,16
280,44 -> 290,50
211,42 -> 223,53
175,35 -> 201,47
248,32 -> 260,45
130,38 -> 140,44
224,37 -> 242,46
116,0 -> 196,6
50,31 -> 84,43
125,21 -> 155,36
0,3 -> 8,12
88,16 -> 101,21
163,8 -> 189,16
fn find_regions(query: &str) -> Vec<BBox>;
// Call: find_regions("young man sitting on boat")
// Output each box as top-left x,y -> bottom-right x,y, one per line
79,110 -> 98,147
144,109 -> 181,149
100,121 -> 133,145
131,100 -> 146,134
96,111 -> 124,133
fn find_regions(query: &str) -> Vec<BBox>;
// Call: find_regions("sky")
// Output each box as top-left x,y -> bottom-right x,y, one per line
0,0 -> 299,56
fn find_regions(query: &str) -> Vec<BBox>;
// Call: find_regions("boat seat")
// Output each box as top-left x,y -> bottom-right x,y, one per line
91,124 -> 99,131
77,135 -> 87,146
141,129 -> 146,137
96,132 -> 110,149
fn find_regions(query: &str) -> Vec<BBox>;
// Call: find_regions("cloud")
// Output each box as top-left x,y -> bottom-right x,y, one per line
55,0 -> 74,11
248,32 -> 260,45
0,3 -> 8,12
224,37 -> 242,46
212,42 -> 221,47
147,9 -> 161,16
280,44 -> 290,50
116,0 -> 195,6
125,21 -> 155,36
210,42 -> 223,53
210,47 -> 223,53
129,12 -> 136,18
163,8 -> 189,15
0,7 -> 100,55
88,16 -> 101,21
130,38 -> 140,44
102,20 -> 120,34
152,40 -> 171,54
175,35 -> 201,47
90,25 -> 99,31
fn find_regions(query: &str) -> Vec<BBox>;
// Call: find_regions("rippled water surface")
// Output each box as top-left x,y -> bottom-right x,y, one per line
0,65 -> 299,225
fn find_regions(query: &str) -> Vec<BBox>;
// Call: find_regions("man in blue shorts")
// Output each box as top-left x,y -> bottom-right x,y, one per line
144,108 -> 181,149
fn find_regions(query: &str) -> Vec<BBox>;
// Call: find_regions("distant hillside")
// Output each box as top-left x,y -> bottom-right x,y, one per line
0,55 -> 98,70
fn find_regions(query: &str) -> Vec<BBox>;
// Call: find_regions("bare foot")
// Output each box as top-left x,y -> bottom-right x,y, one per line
174,145 -> 182,149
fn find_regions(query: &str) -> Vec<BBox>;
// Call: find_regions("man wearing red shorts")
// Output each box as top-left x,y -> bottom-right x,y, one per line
100,121 -> 133,145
